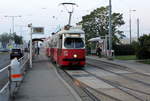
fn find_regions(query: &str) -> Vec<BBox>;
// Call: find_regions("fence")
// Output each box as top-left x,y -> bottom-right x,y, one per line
0,54 -> 29,101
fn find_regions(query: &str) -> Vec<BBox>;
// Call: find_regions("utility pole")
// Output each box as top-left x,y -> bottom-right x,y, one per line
5,16 -> 21,34
129,10 -> 136,44
129,12 -> 132,44
137,18 -> 140,39
28,23 -> 33,68
108,0 -> 112,57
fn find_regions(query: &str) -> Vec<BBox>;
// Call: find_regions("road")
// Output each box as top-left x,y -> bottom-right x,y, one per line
0,52 -> 10,69
0,52 -> 10,90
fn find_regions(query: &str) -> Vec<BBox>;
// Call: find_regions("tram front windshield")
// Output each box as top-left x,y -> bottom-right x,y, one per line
64,38 -> 84,48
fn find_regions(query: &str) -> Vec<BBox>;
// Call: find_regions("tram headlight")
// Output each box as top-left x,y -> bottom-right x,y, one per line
73,54 -> 78,58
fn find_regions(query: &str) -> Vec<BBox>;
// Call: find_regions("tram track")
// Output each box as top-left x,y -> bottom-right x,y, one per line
61,66 -> 149,101
55,65 -> 124,101
87,58 -> 150,78
53,58 -> 150,101
55,65 -> 101,101
84,70 -> 148,101
87,58 -> 150,87
86,58 -> 150,101
87,61 -> 150,87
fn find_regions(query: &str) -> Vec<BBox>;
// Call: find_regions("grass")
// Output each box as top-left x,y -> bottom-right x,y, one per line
0,52 -> 9,55
115,55 -> 150,65
138,60 -> 150,64
115,55 -> 137,60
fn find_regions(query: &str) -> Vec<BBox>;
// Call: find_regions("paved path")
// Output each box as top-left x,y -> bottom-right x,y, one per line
14,51 -> 80,101
87,56 -> 150,74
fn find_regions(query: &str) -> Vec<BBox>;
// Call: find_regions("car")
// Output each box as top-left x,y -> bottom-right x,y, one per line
0,48 -> 10,52
24,48 -> 29,52
10,49 -> 24,60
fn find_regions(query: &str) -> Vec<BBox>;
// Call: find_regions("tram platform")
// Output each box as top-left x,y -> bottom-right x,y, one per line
14,50 -> 81,101
86,55 -> 150,74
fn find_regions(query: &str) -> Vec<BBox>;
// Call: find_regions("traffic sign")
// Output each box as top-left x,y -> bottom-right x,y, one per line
32,27 -> 44,34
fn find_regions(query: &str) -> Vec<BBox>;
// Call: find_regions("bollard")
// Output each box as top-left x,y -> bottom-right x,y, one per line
10,58 -> 22,82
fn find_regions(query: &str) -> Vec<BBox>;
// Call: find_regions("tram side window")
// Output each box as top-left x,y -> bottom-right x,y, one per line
58,36 -> 62,48
48,43 -> 51,48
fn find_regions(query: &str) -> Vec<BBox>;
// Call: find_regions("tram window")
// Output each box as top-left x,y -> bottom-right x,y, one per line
64,38 -> 74,48
64,38 -> 84,48
75,38 -> 84,48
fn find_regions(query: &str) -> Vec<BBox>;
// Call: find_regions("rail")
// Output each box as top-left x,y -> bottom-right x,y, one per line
0,65 -> 11,95
0,65 -> 10,73
0,54 -> 29,101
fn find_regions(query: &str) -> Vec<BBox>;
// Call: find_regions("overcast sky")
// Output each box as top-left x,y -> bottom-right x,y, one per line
0,0 -> 149,40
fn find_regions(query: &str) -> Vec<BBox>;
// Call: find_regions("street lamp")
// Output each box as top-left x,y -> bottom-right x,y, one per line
5,15 -> 21,34
60,2 -> 78,26
129,10 -> 136,44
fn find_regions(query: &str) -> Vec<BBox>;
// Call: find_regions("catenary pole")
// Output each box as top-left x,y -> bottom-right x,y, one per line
129,12 -> 132,44
137,18 -> 140,39
129,10 -> 136,44
108,0 -> 112,56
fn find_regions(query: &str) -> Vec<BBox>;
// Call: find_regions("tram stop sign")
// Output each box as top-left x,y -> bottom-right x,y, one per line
32,27 -> 44,34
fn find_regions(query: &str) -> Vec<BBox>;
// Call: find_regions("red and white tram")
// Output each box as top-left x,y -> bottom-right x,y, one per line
46,25 -> 86,67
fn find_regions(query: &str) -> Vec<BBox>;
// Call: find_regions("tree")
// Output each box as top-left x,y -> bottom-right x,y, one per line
0,33 -> 11,48
0,33 -> 23,49
12,33 -> 23,44
78,6 -> 125,47
135,34 -> 150,59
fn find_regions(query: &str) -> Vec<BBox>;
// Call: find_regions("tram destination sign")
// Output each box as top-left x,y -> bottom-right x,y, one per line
32,27 -> 44,34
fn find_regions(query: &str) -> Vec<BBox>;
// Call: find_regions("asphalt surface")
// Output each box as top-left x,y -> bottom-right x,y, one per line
14,50 -> 80,101
0,52 -> 10,69
0,52 -> 10,90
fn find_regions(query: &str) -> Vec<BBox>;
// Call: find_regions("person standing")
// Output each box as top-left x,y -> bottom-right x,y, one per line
96,44 -> 102,57
37,46 -> 40,55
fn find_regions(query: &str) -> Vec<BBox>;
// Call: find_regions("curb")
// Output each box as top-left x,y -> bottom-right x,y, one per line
86,56 -> 130,68
50,63 -> 82,101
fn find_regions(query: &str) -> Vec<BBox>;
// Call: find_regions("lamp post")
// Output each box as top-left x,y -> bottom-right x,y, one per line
129,10 -> 136,44
108,0 -> 112,57
60,2 -> 78,26
5,15 -> 21,34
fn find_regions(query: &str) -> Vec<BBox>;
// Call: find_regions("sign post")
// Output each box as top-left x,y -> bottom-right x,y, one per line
28,25 -> 44,68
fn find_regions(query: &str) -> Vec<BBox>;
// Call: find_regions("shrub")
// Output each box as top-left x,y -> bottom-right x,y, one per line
113,44 -> 135,56
136,47 -> 150,59
135,34 -> 150,59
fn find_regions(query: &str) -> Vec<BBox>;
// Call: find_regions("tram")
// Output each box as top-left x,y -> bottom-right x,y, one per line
45,25 -> 86,67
